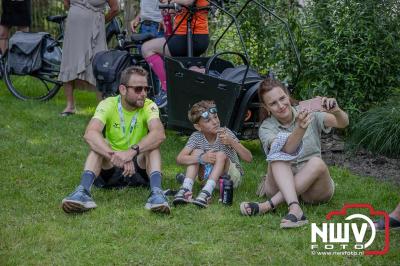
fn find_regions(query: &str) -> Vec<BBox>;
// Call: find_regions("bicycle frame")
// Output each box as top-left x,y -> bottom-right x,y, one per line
2,15 -> 125,101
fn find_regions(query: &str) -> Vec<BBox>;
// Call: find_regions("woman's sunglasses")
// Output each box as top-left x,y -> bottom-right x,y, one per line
124,85 -> 150,94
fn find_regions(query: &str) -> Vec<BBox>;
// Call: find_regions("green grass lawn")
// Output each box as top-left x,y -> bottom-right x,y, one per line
0,85 -> 399,265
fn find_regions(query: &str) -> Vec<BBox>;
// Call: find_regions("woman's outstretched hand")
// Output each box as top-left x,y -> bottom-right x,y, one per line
321,97 -> 340,113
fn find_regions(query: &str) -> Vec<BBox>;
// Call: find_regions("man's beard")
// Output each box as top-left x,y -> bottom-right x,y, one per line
126,98 -> 144,109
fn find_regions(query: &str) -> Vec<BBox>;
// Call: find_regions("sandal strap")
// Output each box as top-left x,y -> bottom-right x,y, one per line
283,213 -> 298,223
179,187 -> 190,193
247,202 -> 260,216
200,190 -> 211,197
288,201 -> 300,208
283,213 -> 308,223
389,216 -> 400,227
268,199 -> 276,212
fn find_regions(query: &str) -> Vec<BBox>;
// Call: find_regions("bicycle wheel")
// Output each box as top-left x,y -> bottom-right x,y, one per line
3,56 -> 62,101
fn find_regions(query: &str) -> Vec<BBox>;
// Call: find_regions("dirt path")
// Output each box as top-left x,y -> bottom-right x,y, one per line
321,134 -> 400,185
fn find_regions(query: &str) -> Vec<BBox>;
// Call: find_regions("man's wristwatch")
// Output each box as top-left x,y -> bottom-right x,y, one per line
130,144 -> 140,156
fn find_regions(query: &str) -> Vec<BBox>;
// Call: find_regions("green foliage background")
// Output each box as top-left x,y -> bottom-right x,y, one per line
19,0 -> 400,118
210,0 -> 400,118
298,0 -> 400,117
5,0 -> 400,157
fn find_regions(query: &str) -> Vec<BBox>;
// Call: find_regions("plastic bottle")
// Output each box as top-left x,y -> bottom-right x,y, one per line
222,178 -> 234,205
219,174 -> 230,202
162,10 -> 173,37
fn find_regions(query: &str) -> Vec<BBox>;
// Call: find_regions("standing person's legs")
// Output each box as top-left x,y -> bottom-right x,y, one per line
0,25 -> 10,54
0,25 -> 29,54
75,79 -> 102,101
61,80 -> 100,115
61,81 -> 76,115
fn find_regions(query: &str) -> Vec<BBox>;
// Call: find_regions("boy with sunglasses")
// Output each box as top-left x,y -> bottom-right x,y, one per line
174,100 -> 253,208
61,66 -> 171,214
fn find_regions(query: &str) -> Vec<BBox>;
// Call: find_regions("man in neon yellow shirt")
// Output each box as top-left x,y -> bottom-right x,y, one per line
61,66 -> 170,214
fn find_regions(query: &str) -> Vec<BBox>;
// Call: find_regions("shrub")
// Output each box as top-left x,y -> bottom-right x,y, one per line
297,0 -> 400,117
210,0 -> 400,119
350,102 -> 400,158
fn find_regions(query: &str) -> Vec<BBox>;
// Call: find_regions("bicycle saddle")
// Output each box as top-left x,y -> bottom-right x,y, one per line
46,15 -> 67,24
130,33 -> 157,44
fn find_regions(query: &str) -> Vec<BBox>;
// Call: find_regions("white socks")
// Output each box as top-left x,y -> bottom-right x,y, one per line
202,179 -> 216,194
182,178 -> 216,195
182,178 -> 194,191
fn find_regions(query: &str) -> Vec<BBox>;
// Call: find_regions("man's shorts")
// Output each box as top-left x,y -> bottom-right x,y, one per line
93,156 -> 149,189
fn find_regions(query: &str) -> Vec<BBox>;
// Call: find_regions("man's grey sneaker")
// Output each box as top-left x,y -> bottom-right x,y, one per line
61,185 -> 97,213
154,90 -> 167,108
145,188 -> 171,214
192,190 -> 212,208
172,187 -> 193,206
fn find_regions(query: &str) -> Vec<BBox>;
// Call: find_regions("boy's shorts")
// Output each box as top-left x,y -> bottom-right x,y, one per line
198,159 -> 242,188
227,159 -> 242,188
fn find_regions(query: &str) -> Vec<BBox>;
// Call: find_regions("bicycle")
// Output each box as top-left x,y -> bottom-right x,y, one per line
1,15 -> 66,101
90,22 -> 161,101
0,15 -> 128,101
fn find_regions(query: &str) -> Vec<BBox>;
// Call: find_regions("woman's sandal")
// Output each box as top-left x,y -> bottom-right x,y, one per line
240,199 -> 275,216
280,201 -> 308,229
374,216 -> 400,231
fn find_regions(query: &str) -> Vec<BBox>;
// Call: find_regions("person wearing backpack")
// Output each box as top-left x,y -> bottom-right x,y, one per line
61,66 -> 171,214
58,0 -> 119,116
0,0 -> 31,55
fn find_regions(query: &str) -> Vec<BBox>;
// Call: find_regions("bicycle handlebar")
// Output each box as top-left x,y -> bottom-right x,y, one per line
159,3 -> 210,11
158,3 -> 182,11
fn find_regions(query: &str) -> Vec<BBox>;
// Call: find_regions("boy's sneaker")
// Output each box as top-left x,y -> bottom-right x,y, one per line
172,187 -> 193,206
145,188 -> 171,214
61,185 -> 97,213
154,90 -> 167,108
192,190 -> 212,208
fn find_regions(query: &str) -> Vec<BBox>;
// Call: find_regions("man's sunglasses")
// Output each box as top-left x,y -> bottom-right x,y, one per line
198,107 -> 218,121
124,85 -> 150,94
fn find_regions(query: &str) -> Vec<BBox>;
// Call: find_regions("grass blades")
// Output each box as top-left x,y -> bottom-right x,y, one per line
350,104 -> 400,158
0,84 -> 399,265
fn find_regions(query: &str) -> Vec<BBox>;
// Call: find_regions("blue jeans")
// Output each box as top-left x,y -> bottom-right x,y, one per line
139,21 -> 164,96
